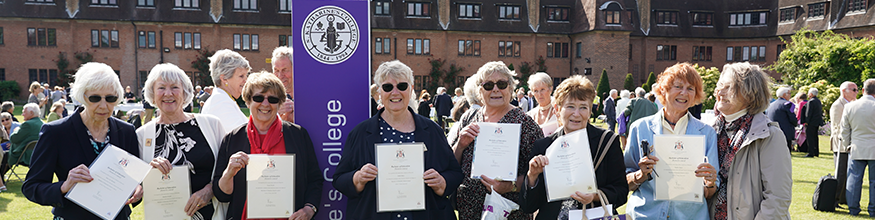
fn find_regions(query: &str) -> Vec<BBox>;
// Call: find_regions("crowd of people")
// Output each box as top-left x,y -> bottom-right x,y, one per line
0,46 -> 828,219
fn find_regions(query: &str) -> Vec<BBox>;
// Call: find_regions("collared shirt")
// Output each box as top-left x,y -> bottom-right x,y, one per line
660,109 -> 689,135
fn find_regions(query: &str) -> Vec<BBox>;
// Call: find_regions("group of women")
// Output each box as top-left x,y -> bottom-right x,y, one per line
19,52 -> 790,219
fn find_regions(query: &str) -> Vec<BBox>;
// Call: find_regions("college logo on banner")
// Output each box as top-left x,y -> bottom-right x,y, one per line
302,5 -> 360,65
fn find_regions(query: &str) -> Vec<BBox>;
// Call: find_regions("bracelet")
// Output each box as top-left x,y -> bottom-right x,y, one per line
304,203 -> 317,213
705,185 -> 716,188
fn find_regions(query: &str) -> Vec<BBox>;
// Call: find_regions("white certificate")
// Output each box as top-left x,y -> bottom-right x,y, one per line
544,130 -> 598,202
143,167 -> 190,220
247,154 -> 295,218
375,143 -> 426,212
65,145 -> 151,220
471,122 -> 521,180
652,135 -> 706,203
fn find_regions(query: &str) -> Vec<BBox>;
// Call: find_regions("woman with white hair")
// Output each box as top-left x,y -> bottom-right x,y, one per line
449,61 -> 544,219
23,62 -> 141,219
137,63 -> 226,219
201,49 -> 250,133
527,72 -> 559,136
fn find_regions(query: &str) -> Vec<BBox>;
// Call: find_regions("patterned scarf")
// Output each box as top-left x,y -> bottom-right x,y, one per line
712,113 -> 754,220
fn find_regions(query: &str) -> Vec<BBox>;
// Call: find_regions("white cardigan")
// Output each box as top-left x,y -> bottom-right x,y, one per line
200,87 -> 247,133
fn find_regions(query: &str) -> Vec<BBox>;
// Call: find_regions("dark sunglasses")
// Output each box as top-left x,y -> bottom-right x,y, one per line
87,95 -> 119,103
252,95 -> 282,104
481,80 -> 509,91
382,82 -> 409,92
851,88 -> 858,92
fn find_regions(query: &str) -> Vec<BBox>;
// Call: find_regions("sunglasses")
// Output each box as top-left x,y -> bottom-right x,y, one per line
851,88 -> 858,92
87,95 -> 119,103
382,82 -> 409,92
1,119 -> 8,122
252,95 -> 282,104
481,80 -> 509,91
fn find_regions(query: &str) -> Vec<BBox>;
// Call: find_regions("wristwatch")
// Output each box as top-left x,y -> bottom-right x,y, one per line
304,203 -> 317,213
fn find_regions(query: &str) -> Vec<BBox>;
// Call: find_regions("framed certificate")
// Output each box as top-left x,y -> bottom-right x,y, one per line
471,122 -> 521,180
143,166 -> 191,220
375,143 -> 426,212
544,130 -> 598,202
247,154 -> 295,218
652,135 -> 706,203
65,145 -> 152,220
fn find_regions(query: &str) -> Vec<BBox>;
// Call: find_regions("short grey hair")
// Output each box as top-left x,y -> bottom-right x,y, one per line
776,87 -> 791,98
620,90 -> 630,99
271,46 -> 293,67
808,87 -> 818,97
472,61 -> 518,103
635,87 -> 647,97
528,72 -> 553,89
0,112 -> 11,120
840,81 -> 855,90
209,49 -> 251,86
609,89 -> 618,96
720,62 -> 771,113
70,62 -> 124,105
0,102 -> 13,113
144,63 -> 195,107
464,75 -> 483,106
195,85 -> 202,90
373,60 -> 417,108
437,87 -> 446,94
864,79 -> 875,95
22,103 -> 40,116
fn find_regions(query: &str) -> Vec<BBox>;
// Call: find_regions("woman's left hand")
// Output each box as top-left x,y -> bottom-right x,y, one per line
570,191 -> 596,205
479,175 -> 514,194
695,162 -> 718,187
184,184 -> 214,216
423,169 -> 446,196
125,185 -> 143,205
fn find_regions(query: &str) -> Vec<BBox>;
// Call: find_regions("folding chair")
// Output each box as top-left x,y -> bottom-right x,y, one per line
6,140 -> 38,183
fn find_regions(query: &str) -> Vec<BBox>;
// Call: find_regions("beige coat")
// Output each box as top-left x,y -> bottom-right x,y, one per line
842,95 -> 875,160
830,97 -> 851,153
709,113 -> 792,220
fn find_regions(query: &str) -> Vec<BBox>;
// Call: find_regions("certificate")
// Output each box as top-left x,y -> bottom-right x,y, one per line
543,130 -> 598,202
143,167 -> 190,220
652,135 -> 706,202
375,143 -> 426,212
65,145 -> 151,220
247,154 -> 295,218
471,122 -> 521,180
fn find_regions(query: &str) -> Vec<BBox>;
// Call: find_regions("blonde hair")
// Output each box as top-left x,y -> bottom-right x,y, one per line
720,62 -> 772,113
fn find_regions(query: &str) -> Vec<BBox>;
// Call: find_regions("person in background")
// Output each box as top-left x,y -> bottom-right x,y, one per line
193,85 -> 203,109
464,76 -> 483,110
604,89 -> 618,132
527,72 -> 559,136
842,79 -> 875,216
623,87 -> 658,133
42,83 -> 52,119
766,87 -> 798,153
271,46 -> 295,123
418,92 -> 432,118
793,92 -> 808,152
124,86 -> 137,103
51,86 -> 65,104
453,87 -> 464,104
434,87 -> 453,131
517,89 -> 531,112
201,49 -> 250,133
1,102 -> 17,123
710,62 -> 791,219
23,62 -> 141,219
2,103 -> 43,190
46,101 -> 65,123
198,86 -> 212,108
27,82 -> 46,119
801,87 -> 823,157
370,84 -> 380,117
831,81 -> 857,207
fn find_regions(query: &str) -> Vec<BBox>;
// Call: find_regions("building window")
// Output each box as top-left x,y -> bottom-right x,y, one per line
0,27 -> 3,45
91,0 -> 116,6
657,11 -> 678,25
849,0 -> 867,12
809,3 -> 827,18
584,68 -> 592,75
605,11 -> 620,24
184,32 -> 192,49
279,0 -> 291,12
0,69 -> 5,81
175,32 -> 183,48
193,33 -> 201,49
457,39 -> 480,56
138,31 -> 146,48
28,69 -> 57,85
279,35 -> 293,47
384,38 -> 391,54
692,46 -> 712,61
777,44 -> 787,60
407,2 -> 430,17
546,42 -> 569,58
498,41 -> 520,57
137,0 -> 154,7
140,71 -> 148,86
547,7 -> 569,21
148,31 -> 156,48
576,42 -> 582,58
780,8 -> 796,22
26,0 -> 54,3
233,0 -> 256,10
729,12 -> 768,26
656,45 -> 677,61
374,0 -> 390,15
375,38 -> 382,54
174,32 -> 201,50
232,34 -> 258,51
727,45 -> 766,62
29,28 -> 57,46
176,0 -> 199,9
692,12 -> 713,25
498,5 -> 521,20
459,3 -> 481,18
404,38 -> 430,55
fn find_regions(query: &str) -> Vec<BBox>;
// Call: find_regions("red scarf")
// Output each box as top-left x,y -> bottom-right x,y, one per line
242,116 -> 286,220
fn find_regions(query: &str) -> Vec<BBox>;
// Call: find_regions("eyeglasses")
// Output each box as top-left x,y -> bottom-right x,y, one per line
851,88 -> 858,92
251,95 -> 282,104
0,119 -> 8,122
381,82 -> 409,92
481,80 -> 509,91
87,95 -> 119,103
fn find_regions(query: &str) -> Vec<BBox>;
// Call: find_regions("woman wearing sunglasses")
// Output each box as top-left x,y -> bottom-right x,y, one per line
135,63 -> 226,219
448,61 -> 544,219
201,49 -> 250,133
334,60 -> 463,219
23,62 -> 142,219
212,72 -> 323,220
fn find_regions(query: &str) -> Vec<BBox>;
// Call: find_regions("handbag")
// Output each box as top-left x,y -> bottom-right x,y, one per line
481,186 -> 520,220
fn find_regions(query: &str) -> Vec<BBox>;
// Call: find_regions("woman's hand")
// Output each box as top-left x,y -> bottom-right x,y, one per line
637,156 -> 659,176
353,163 -> 378,193
61,164 -> 93,193
184,184 -> 214,216
570,192 -> 596,205
695,162 -> 718,188
423,169 -> 447,196
527,155 -> 549,186
457,123 -> 481,149
479,175 -> 514,194
125,185 -> 143,205
222,152 -> 249,178
149,157 -> 173,174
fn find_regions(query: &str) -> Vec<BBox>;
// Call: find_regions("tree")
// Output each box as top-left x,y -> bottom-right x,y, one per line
446,63 -> 464,90
623,73 -> 635,91
54,52 -> 72,87
595,69 -> 612,117
191,48 -> 215,86
694,64 -> 721,110
427,58 -> 446,93
642,72 -> 657,92
535,56 -> 547,72
516,62 -> 535,91
768,29 -> 875,89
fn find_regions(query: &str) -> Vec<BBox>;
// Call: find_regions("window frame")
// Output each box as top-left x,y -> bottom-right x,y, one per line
605,10 -> 621,24
90,0 -> 117,6
849,0 -> 867,13
546,6 -> 569,22
407,2 -> 431,18
779,8 -> 796,22
148,31 -> 156,48
138,31 -> 147,48
137,0 -> 155,7
808,2 -> 827,18
375,38 -> 383,54
656,45 -> 677,61
498,5 -> 521,20
691,12 -> 713,26
657,11 -> 678,25
175,0 -> 200,9
279,0 -> 291,13
0,27 -> 4,45
458,3 -> 481,19
374,0 -> 391,15
193,33 -> 201,50
175,32 -> 184,49
729,12 -> 769,26
233,0 -> 256,11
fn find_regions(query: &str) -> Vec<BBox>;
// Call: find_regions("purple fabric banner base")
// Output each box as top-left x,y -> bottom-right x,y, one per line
293,0 -> 369,219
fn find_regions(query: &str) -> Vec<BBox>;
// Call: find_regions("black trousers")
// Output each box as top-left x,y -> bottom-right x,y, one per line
836,152 -> 849,204
806,125 -> 819,156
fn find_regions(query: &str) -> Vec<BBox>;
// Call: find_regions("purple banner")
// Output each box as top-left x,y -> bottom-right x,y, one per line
293,0 -> 369,219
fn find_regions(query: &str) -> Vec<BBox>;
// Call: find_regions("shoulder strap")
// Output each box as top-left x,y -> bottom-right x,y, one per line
593,130 -> 617,170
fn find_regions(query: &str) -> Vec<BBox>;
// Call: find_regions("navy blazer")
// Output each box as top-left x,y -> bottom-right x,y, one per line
802,97 -> 824,127
211,121 -> 323,220
603,97 -> 616,122
434,93 -> 453,117
766,98 -> 797,140
333,107 -> 463,220
23,108 -> 140,220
